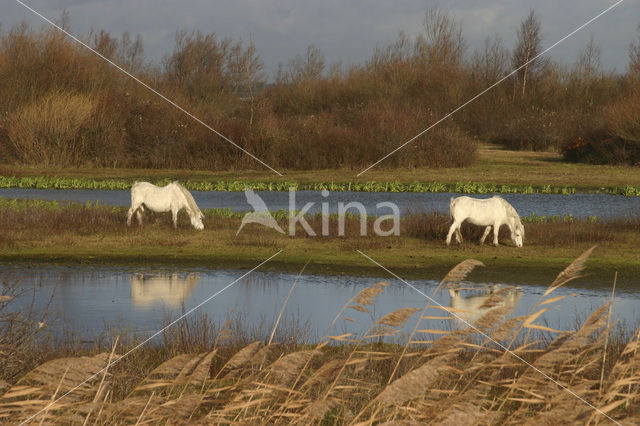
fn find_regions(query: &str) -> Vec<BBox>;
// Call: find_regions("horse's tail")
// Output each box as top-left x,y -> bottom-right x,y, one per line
449,197 -> 456,218
175,182 -> 203,218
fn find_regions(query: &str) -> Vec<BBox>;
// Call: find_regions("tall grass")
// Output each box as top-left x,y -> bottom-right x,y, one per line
0,250 -> 638,423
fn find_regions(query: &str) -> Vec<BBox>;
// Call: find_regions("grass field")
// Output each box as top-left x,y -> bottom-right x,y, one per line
2,145 -> 640,193
0,199 -> 639,287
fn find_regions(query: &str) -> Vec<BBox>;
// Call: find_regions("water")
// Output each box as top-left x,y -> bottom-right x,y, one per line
3,264 -> 638,341
1,188 -> 640,219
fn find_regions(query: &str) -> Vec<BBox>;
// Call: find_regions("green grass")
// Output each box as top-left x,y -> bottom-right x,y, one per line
2,145 -> 640,194
2,175 -> 640,196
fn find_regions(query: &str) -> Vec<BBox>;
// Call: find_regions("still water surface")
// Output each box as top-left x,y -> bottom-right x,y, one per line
3,264 -> 638,341
1,188 -> 639,218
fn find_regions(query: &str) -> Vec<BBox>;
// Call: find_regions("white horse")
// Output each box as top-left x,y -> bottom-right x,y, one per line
446,196 -> 524,247
448,286 -> 521,326
126,181 -> 204,230
130,273 -> 200,308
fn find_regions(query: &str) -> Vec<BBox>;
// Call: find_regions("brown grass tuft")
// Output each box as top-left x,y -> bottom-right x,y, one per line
550,245 -> 597,288
440,259 -> 485,287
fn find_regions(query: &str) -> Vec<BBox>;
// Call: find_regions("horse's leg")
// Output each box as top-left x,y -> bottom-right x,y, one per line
127,202 -> 142,226
136,206 -> 144,225
480,226 -> 491,245
446,220 -> 460,246
172,207 -> 179,229
493,223 -> 500,246
455,227 -> 463,243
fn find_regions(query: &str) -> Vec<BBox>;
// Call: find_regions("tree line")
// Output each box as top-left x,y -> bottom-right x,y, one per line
0,9 -> 639,170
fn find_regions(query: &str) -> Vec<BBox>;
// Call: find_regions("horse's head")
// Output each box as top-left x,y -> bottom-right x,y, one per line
190,212 -> 205,230
510,221 -> 525,247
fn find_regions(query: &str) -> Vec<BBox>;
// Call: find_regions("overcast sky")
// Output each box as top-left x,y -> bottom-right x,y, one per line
2,0 -> 639,77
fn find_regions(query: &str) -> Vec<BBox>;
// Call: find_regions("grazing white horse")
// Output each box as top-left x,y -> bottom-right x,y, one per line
130,273 -> 200,308
448,286 -> 521,326
126,181 -> 204,230
446,196 -> 524,247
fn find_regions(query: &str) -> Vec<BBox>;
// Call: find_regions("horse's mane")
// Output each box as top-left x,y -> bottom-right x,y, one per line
173,182 -> 203,217
497,197 -> 524,237
498,197 -> 522,223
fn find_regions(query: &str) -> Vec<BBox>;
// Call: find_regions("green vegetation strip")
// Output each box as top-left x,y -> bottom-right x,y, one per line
1,176 -> 640,195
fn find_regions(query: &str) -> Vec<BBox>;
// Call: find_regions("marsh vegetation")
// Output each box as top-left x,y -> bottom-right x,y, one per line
0,251 -> 638,424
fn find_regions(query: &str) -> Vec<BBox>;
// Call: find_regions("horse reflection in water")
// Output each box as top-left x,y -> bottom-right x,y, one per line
130,273 -> 200,308
448,285 -> 521,328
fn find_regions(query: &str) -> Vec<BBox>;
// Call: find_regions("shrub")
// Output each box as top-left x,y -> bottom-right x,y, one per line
492,106 -> 564,151
7,92 -> 94,166
563,91 -> 640,165
563,134 -> 640,165
606,89 -> 640,144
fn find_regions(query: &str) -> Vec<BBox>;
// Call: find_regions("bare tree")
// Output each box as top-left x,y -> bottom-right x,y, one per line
574,35 -> 601,79
472,34 -> 509,83
88,30 -> 144,74
90,29 -> 118,59
242,36 -> 264,125
367,31 -> 411,74
630,24 -> 640,76
415,8 -> 465,69
163,30 -> 232,98
512,10 -> 544,98
57,9 -> 71,32
118,32 -> 145,73
286,44 -> 325,83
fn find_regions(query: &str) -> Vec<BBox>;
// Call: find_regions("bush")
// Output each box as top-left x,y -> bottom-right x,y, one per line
607,90 -> 640,144
563,90 -> 640,165
492,107 -> 564,151
7,92 -> 94,166
563,134 -> 640,165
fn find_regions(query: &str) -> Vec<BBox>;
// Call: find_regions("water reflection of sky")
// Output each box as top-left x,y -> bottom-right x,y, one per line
1,188 -> 639,218
2,264 -> 638,341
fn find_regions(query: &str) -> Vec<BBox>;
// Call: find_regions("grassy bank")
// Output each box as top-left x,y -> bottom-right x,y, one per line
0,199 -> 639,287
1,253 -> 638,424
3,146 -> 640,195
3,174 -> 640,196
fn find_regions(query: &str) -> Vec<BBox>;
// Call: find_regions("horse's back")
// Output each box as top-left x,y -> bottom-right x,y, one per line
450,195 -> 507,225
130,181 -> 174,211
450,195 -> 503,212
131,181 -> 159,194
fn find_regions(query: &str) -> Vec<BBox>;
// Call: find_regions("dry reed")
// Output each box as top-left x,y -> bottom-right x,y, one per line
0,252 -> 638,424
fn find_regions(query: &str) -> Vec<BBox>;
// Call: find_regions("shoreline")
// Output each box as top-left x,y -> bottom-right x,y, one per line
2,244 -> 637,289
1,174 -> 640,196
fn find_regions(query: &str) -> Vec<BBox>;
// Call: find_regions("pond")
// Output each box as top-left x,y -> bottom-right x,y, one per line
2,264 -> 637,342
1,188 -> 640,218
